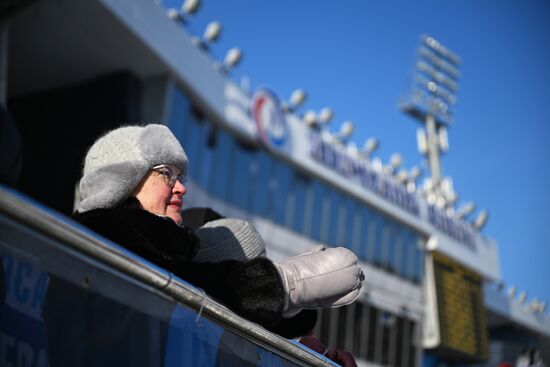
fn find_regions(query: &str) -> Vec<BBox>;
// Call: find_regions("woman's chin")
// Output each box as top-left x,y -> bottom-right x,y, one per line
165,207 -> 183,225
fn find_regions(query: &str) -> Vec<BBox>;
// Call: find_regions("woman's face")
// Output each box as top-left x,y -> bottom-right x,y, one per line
132,165 -> 187,225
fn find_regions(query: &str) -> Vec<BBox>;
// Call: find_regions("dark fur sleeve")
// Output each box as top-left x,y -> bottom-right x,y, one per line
72,208 -> 287,329
175,258 -> 285,328
169,259 -> 314,336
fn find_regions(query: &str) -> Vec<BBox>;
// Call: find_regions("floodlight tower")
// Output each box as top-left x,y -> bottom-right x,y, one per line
400,35 -> 461,197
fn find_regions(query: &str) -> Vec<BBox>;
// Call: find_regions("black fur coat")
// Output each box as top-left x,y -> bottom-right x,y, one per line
72,200 -> 315,337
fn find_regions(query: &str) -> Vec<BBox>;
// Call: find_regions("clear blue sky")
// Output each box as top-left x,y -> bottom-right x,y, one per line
164,0 -> 550,305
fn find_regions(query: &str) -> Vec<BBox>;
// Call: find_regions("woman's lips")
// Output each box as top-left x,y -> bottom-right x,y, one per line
168,200 -> 182,208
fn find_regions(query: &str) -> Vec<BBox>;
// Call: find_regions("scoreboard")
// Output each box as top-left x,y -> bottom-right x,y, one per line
426,252 -> 488,361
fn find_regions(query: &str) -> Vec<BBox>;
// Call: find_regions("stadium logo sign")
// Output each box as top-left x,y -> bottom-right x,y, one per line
251,88 -> 288,149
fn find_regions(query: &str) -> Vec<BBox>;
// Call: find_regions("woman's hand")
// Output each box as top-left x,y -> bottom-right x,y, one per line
299,336 -> 358,367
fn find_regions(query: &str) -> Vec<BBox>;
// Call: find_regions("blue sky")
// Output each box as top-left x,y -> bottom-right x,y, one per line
163,0 -> 550,305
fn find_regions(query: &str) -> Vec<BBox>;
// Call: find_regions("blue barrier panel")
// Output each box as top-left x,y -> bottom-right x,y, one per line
0,187 -> 332,367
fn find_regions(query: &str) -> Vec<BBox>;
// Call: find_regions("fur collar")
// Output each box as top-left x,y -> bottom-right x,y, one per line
73,201 -> 199,262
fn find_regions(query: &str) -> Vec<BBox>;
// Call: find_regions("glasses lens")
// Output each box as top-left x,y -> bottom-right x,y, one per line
165,167 -> 176,187
154,165 -> 185,188
156,166 -> 171,186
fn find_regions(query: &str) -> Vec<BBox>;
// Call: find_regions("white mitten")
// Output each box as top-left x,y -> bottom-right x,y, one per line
275,245 -> 364,318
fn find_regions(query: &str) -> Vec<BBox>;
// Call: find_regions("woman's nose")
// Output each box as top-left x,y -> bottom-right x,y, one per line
173,180 -> 187,196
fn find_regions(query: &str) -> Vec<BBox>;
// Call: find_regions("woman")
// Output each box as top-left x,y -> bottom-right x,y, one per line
74,124 -> 364,334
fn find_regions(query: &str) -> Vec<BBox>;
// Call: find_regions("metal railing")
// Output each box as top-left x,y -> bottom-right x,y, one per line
0,185 -> 336,366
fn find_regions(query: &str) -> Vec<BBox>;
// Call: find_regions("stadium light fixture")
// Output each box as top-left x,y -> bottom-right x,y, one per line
396,169 -> 409,184
422,35 -> 462,67
166,0 -> 201,23
334,121 -> 354,143
302,110 -> 318,127
507,286 -> 517,299
440,178 -> 457,209
422,178 -> 434,193
435,196 -> 447,209
371,157 -> 383,173
224,47 -> 242,68
216,47 -> 242,74
204,21 -> 221,42
529,299 -> 541,313
385,153 -> 403,175
192,21 -> 222,50
472,209 -> 489,231
318,107 -> 334,125
445,191 -> 458,207
390,153 -> 403,170
406,166 -> 422,193
282,89 -> 307,113
426,192 -> 437,205
361,137 -> 379,159
455,201 -> 476,220
303,107 -> 333,129
438,126 -> 449,152
409,166 -> 422,181
416,128 -> 428,155
346,141 -> 359,157
182,0 -> 200,14
518,291 -> 528,305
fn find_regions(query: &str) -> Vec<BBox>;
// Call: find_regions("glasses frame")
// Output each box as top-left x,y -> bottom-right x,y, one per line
152,164 -> 188,188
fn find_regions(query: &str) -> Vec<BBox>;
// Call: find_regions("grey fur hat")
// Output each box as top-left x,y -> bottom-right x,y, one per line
78,124 -> 188,212
194,218 -> 267,262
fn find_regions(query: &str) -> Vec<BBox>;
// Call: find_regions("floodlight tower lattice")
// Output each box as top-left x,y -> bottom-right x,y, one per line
400,35 -> 461,198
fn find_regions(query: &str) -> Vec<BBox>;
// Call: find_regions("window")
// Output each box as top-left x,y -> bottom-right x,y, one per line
363,207 -> 377,262
408,321 -> 418,367
342,199 -> 358,251
166,88 -> 202,178
380,219 -> 394,272
208,130 -> 233,201
354,303 -> 368,360
342,198 -> 361,252
367,305 -> 378,362
166,86 -> 191,141
412,235 -> 424,284
405,232 -> 417,282
250,151 -> 274,216
316,302 -> 419,367
392,227 -> 405,278
228,142 -> 254,209
272,161 -> 292,225
381,311 -> 397,366
308,180 -> 326,241
395,317 -> 405,367
289,172 -> 310,233
385,222 -> 403,275
327,190 -> 344,246
195,125 -> 215,189
372,214 -> 385,267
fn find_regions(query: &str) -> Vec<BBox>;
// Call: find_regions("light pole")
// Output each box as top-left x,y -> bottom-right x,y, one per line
400,35 -> 461,198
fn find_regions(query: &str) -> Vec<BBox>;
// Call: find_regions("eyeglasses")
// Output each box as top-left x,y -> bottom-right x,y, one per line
152,164 -> 188,188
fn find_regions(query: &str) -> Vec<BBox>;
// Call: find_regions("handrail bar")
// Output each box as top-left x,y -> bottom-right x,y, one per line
0,185 -> 336,366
